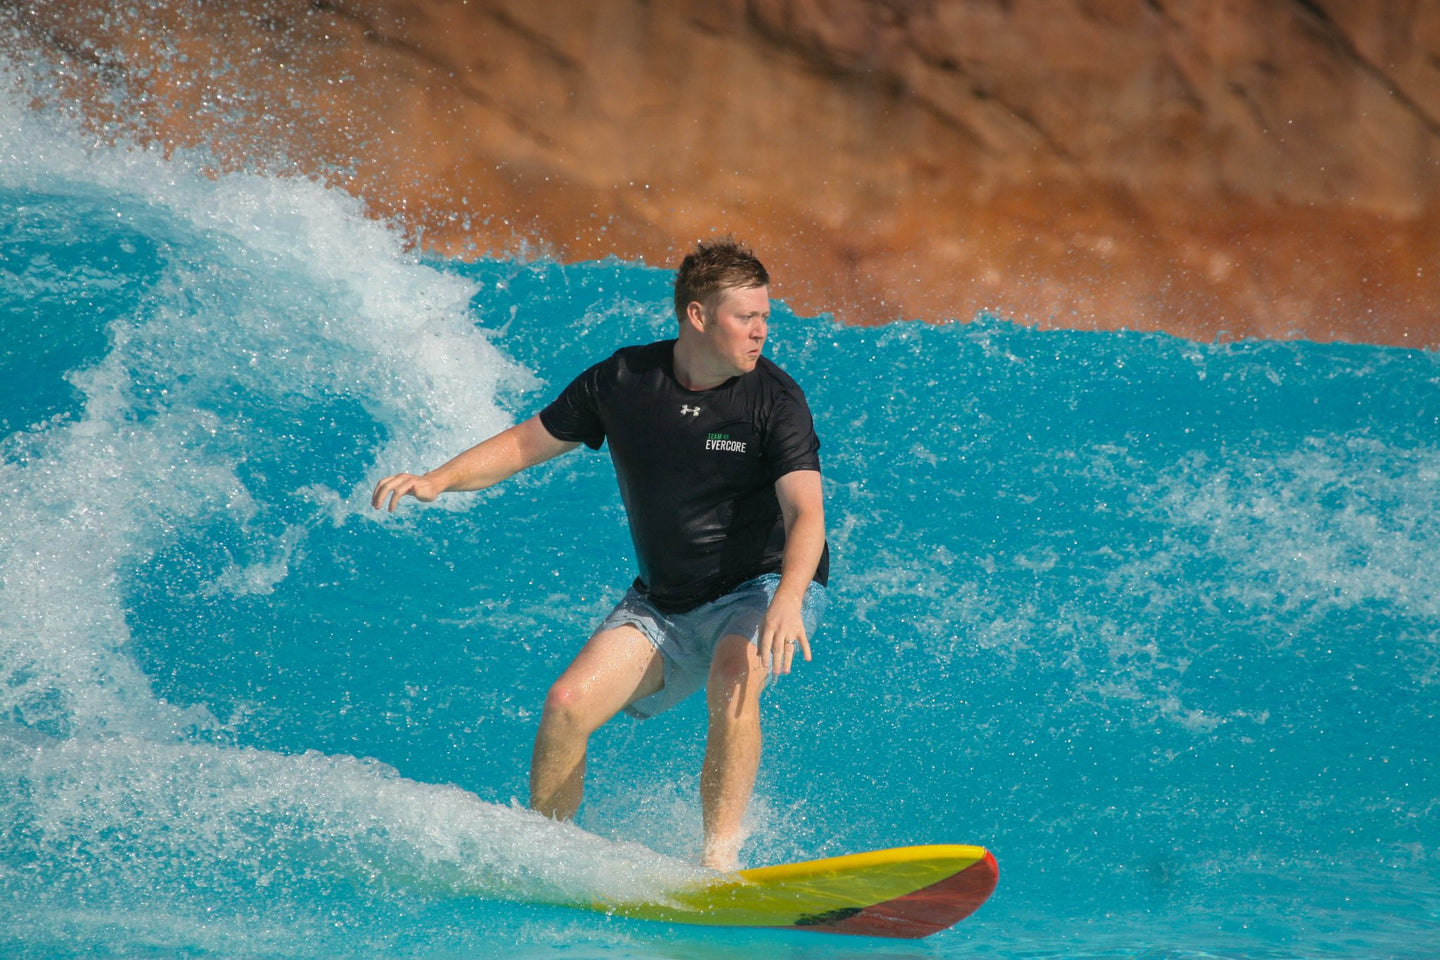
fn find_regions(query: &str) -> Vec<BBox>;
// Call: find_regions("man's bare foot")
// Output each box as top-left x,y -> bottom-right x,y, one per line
700,838 -> 740,872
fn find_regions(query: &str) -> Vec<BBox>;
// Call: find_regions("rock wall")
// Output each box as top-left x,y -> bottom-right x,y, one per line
6,0 -> 1437,345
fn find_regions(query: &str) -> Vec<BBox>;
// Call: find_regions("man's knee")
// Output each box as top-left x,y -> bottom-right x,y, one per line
542,678 -> 598,734
713,633 -> 765,676
707,635 -> 766,713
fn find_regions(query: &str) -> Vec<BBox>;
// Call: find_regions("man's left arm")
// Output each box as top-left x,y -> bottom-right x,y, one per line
760,469 -> 826,676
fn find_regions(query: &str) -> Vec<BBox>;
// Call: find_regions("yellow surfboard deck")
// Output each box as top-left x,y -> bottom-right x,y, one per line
602,844 -> 998,939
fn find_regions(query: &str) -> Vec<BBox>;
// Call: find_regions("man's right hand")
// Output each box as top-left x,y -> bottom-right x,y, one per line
369,416 -> 579,514
371,472 -> 440,512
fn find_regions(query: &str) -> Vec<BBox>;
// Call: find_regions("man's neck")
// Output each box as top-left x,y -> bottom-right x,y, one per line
672,338 -> 730,392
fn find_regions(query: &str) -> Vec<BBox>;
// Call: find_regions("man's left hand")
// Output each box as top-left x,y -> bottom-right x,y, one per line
759,595 -> 811,676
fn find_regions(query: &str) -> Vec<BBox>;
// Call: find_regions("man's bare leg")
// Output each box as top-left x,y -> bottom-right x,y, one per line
700,633 -> 767,870
530,625 -> 664,820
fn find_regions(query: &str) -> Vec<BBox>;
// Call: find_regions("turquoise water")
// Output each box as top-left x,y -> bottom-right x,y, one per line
3,66 -> 1438,960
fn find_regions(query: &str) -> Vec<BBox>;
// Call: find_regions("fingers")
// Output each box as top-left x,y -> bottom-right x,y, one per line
760,620 -> 809,677
370,475 -> 400,512
370,473 -> 423,512
793,631 -> 812,665
780,629 -> 810,675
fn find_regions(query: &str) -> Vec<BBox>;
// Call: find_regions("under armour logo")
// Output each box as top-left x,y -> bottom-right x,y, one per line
680,404 -> 702,417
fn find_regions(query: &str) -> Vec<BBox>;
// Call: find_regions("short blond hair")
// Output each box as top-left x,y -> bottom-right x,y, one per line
673,236 -> 769,319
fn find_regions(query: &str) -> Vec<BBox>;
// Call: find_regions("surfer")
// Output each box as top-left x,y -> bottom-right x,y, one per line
371,237 -> 829,870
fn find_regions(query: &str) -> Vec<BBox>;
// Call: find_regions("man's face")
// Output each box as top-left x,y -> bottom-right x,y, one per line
700,284 -> 770,377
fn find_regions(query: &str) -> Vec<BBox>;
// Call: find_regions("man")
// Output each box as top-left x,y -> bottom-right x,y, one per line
371,237 -> 829,870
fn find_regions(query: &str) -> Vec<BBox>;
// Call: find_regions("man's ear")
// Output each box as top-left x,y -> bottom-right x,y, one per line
684,300 -> 707,333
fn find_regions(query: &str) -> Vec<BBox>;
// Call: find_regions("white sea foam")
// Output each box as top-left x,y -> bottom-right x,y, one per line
14,734 -> 703,906
1134,436 -> 1440,622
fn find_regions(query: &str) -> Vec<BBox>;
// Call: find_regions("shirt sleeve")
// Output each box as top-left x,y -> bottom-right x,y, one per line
763,384 -> 822,482
539,358 -> 608,450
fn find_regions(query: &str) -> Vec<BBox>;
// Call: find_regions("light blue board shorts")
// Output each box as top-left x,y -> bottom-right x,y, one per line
596,572 -> 829,720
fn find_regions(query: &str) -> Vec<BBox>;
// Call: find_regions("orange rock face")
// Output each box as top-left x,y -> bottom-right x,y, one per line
7,0 -> 1437,345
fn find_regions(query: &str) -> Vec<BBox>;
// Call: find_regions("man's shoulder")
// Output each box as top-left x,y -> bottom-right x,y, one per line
750,355 -> 808,398
603,340 -> 674,379
611,339 -> 674,362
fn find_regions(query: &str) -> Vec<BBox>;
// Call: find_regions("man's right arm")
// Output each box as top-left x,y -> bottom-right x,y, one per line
370,414 -> 579,512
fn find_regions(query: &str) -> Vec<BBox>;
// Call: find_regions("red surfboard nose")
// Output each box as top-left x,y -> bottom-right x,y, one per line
791,850 -> 999,939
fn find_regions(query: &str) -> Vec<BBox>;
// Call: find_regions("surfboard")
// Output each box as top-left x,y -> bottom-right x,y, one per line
601,843 -> 998,939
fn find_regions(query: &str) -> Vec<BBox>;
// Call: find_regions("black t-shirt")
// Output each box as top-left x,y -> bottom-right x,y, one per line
539,340 -> 829,612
